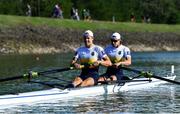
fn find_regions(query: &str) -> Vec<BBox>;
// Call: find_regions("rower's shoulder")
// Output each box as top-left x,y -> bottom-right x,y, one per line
93,45 -> 104,51
121,45 -> 130,51
105,45 -> 112,49
76,46 -> 85,51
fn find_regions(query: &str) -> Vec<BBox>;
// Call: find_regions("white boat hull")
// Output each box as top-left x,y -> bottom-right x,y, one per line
0,76 -> 176,107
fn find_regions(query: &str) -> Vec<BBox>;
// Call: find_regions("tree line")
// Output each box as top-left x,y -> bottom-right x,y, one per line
0,0 -> 179,24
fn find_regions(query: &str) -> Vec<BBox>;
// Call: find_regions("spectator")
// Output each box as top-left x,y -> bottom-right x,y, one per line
112,16 -> 115,22
130,12 -> 135,22
52,4 -> 60,18
59,3 -> 63,19
74,9 -> 80,21
141,14 -> 151,23
71,7 -> 80,21
71,7 -> 76,19
86,9 -> 91,21
52,4 -> 63,19
146,15 -> 151,23
82,9 -> 91,21
141,15 -> 145,23
26,4 -> 31,16
82,9 -> 86,20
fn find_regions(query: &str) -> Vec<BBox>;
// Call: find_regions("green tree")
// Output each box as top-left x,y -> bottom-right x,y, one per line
139,0 -> 178,24
0,0 -> 179,23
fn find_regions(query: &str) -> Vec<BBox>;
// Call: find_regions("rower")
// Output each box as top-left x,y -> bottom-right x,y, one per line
67,30 -> 112,88
98,32 -> 131,82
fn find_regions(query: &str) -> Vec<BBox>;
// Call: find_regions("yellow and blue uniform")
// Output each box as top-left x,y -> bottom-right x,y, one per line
105,45 -> 131,80
74,45 -> 107,82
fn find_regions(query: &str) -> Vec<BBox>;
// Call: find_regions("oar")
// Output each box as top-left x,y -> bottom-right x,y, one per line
0,67 -> 74,83
98,79 -> 152,85
44,75 -> 71,83
120,66 -> 180,85
29,80 -> 66,89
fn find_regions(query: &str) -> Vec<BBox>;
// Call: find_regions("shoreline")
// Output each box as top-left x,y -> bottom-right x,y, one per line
0,25 -> 179,54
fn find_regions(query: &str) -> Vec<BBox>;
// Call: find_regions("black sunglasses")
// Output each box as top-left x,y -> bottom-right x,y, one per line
111,39 -> 119,42
83,35 -> 92,39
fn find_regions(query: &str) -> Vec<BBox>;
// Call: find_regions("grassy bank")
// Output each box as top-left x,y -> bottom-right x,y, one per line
0,15 -> 180,54
0,15 -> 180,33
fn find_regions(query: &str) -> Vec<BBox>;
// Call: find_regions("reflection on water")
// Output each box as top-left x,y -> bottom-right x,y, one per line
0,51 -> 180,113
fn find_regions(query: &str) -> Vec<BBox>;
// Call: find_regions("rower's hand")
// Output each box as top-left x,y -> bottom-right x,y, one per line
112,62 -> 121,68
88,61 -> 101,68
73,63 -> 84,69
93,61 -> 101,66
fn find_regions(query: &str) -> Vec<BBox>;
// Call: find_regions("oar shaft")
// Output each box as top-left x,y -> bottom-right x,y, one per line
45,75 -> 71,83
0,75 -> 23,82
120,66 -> 141,74
98,79 -> 151,84
152,75 -> 180,84
29,81 -> 66,89
0,67 -> 73,83
120,66 -> 180,85
38,67 -> 72,75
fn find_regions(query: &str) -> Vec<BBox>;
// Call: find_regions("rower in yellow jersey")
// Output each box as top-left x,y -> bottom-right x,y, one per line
98,32 -> 131,81
67,30 -> 112,88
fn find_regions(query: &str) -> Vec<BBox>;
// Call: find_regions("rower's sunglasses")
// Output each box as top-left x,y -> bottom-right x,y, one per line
83,36 -> 91,39
111,39 -> 119,42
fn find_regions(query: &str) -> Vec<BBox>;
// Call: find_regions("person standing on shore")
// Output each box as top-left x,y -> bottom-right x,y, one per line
98,32 -> 131,81
130,12 -> 135,22
52,4 -> 63,19
26,4 -> 31,16
67,30 -> 112,88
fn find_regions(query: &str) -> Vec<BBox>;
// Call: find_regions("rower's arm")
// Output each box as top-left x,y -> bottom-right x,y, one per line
71,57 -> 77,64
119,56 -> 131,66
99,56 -> 112,67
71,57 -> 83,69
118,47 -> 131,66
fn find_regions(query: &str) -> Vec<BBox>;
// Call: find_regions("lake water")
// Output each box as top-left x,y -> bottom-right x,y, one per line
0,51 -> 180,113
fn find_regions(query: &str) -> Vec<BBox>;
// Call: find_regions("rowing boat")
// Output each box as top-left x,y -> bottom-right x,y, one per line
0,75 -> 176,107
0,65 -> 178,108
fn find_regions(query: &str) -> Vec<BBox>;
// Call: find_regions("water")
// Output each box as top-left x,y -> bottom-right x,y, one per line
0,52 -> 180,113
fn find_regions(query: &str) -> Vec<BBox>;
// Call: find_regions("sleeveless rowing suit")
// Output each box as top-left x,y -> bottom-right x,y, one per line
105,44 -> 131,80
73,45 -> 107,82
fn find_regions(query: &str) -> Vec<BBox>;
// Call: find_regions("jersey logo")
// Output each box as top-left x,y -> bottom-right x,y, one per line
101,51 -> 105,55
118,51 -> 121,55
127,51 -> 130,55
91,52 -> 95,56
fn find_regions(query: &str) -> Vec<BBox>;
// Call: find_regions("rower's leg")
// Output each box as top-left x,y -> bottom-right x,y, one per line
80,77 -> 95,87
72,76 -> 83,87
66,76 -> 83,88
98,76 -> 106,82
110,75 -> 117,81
